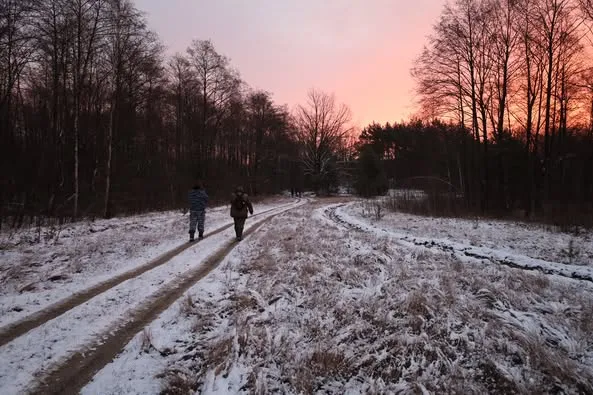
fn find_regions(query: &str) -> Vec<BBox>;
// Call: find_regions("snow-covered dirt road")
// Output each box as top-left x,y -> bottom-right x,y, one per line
0,199 -> 296,328
0,198 -> 304,394
1,197 -> 592,394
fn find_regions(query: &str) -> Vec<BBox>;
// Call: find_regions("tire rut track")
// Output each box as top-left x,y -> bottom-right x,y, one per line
0,199 -> 301,347
327,203 -> 593,284
324,204 -> 364,232
27,202 -> 304,395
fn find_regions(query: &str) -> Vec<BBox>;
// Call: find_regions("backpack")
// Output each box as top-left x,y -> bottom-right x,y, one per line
233,194 -> 246,210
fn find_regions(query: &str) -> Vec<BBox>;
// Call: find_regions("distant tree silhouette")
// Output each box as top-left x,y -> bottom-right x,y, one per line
355,146 -> 388,197
294,89 -> 353,194
411,0 -> 593,224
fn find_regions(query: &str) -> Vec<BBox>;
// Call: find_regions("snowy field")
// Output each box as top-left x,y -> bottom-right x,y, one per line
0,197 -> 592,394
358,200 -> 593,267
80,200 -> 593,394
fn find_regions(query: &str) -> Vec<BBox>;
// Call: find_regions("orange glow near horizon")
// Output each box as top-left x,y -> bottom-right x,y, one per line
137,0 -> 446,128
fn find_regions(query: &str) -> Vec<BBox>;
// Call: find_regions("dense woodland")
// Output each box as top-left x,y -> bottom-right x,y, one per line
0,0 -> 308,224
2,0 -> 593,227
357,0 -> 593,226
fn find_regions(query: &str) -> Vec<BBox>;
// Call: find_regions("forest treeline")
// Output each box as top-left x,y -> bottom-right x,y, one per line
0,0 -> 310,224
2,0 -> 592,228
357,0 -> 593,226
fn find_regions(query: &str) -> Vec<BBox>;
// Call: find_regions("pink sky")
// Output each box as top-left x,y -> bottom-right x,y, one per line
136,0 -> 445,127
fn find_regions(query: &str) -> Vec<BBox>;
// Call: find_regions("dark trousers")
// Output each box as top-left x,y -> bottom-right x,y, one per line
189,209 -> 205,236
233,217 -> 246,237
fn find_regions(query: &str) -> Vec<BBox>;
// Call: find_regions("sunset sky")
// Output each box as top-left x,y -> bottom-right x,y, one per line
136,0 -> 446,127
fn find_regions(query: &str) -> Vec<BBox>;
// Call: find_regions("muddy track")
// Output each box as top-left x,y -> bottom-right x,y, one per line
27,201 -> 303,395
0,199 -> 301,348
324,204 -> 364,232
327,203 -> 593,284
406,237 -> 593,283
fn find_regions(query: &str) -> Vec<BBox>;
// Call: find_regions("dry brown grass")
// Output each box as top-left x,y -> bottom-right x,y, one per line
190,314 -> 213,334
229,292 -> 259,312
279,236 -> 297,256
159,368 -> 196,395
578,298 -> 593,334
243,368 -> 267,395
450,257 -> 464,273
299,261 -> 320,277
523,272 -> 551,294
178,294 -> 196,317
339,267 -> 363,286
403,290 -> 430,317
476,359 -> 520,394
236,324 -> 269,360
157,203 -> 593,394
139,328 -> 154,353
309,349 -> 351,377
437,274 -> 457,307
484,316 -> 505,339
205,336 -> 233,370
283,344 -> 353,393
351,253 -> 374,267
514,332 -> 593,393
246,251 -> 277,277
0,259 -> 30,290
289,365 -> 314,394
361,200 -> 385,221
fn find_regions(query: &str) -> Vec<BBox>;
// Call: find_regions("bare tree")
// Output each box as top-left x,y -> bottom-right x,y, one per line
537,0 -> 582,199
412,0 -> 593,217
245,90 -> 275,193
0,0 -> 33,136
186,39 -> 241,174
486,0 -> 522,208
0,1 -> 301,227
66,0 -> 102,218
102,0 -> 151,217
414,0 -> 490,208
515,0 -> 547,215
294,89 -> 353,194
579,0 -> 593,20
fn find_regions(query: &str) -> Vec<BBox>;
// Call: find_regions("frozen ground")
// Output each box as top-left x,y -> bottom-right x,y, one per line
355,200 -> 593,267
83,200 -> 593,394
0,199 -> 290,327
0,197 -> 301,394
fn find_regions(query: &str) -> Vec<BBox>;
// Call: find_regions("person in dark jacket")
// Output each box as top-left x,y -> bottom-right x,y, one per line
230,186 -> 253,241
188,181 -> 208,242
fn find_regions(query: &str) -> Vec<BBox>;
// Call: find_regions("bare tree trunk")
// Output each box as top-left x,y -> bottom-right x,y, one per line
104,98 -> 114,218
74,109 -> 80,218
542,0 -> 560,204
525,54 -> 534,216
480,93 -> 489,211
73,1 -> 82,219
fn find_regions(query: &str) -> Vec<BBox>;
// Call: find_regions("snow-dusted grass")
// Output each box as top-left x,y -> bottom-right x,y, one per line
87,201 -> 593,394
354,200 -> 593,267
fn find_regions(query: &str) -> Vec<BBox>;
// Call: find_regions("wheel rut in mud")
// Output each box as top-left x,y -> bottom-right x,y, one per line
326,203 -> 593,284
0,199 -> 300,348
28,202 -> 304,395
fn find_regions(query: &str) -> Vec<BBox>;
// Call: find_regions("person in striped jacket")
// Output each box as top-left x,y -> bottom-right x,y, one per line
188,181 -> 208,242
